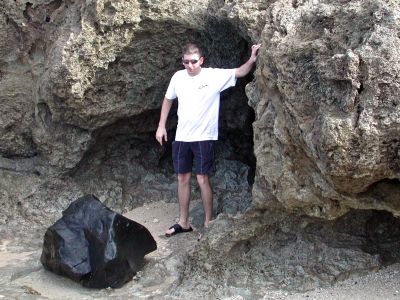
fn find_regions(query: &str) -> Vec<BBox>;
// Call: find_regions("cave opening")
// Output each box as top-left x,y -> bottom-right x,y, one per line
303,208 -> 400,268
71,18 -> 256,216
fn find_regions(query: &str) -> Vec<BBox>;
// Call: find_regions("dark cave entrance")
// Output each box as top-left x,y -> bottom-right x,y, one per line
72,18 -> 257,215
303,209 -> 400,265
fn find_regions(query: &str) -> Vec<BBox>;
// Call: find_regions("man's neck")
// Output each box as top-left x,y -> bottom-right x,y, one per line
187,67 -> 202,77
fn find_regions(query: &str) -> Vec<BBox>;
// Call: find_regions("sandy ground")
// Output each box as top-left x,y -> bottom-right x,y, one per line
0,200 -> 399,299
284,264 -> 400,300
124,200 -> 184,260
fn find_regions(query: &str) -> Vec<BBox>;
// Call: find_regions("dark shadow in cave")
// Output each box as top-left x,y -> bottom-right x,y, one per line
357,178 -> 400,212
304,208 -> 400,265
200,15 -> 257,186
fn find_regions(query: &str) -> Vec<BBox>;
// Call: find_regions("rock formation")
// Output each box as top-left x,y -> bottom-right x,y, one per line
250,0 -> 400,220
0,0 -> 400,297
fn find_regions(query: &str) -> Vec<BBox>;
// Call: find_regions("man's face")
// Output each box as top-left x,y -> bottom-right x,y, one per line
182,53 -> 204,76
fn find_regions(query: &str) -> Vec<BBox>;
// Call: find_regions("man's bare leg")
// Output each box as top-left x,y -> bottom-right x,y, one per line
196,174 -> 213,227
165,172 -> 192,235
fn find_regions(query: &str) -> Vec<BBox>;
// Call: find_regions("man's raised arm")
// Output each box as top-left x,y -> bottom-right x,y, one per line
235,44 -> 261,78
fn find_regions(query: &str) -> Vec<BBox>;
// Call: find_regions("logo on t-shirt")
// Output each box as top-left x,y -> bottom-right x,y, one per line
198,84 -> 208,89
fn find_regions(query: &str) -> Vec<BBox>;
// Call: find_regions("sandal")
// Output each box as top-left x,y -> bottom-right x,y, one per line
165,223 -> 193,237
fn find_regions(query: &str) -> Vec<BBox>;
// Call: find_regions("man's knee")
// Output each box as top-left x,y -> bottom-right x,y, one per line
196,174 -> 209,186
177,173 -> 191,184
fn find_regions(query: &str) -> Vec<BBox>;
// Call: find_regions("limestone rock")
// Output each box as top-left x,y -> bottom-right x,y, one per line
248,0 -> 400,218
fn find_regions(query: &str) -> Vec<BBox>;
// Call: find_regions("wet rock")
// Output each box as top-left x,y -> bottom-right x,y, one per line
40,195 -> 157,288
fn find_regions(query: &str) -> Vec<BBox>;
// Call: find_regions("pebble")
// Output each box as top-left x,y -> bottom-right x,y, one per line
204,262 -> 213,271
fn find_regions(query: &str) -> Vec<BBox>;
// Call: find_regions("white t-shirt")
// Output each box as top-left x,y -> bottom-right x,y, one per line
165,68 -> 237,142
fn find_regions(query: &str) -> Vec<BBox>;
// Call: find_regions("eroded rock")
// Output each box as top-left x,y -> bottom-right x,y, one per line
249,0 -> 400,219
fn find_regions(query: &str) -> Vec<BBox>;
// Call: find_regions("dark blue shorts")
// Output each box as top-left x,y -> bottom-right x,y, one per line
172,141 -> 215,174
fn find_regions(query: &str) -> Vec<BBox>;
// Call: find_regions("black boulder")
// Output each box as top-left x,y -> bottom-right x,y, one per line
40,194 -> 157,288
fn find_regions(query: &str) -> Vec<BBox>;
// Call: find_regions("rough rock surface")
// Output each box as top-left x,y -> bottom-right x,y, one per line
0,0 -> 400,298
249,0 -> 400,220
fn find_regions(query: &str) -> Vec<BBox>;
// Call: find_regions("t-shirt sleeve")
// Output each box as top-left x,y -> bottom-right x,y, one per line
165,73 -> 178,100
214,68 -> 237,93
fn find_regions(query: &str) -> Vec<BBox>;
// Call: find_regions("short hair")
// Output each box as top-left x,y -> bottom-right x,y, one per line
182,43 -> 203,57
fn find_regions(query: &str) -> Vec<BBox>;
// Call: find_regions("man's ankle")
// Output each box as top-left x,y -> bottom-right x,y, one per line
178,220 -> 190,228
204,219 -> 215,228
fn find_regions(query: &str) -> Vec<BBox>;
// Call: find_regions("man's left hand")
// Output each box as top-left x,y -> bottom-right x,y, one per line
250,44 -> 261,62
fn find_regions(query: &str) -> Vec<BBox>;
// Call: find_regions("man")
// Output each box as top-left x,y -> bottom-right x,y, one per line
156,43 -> 261,237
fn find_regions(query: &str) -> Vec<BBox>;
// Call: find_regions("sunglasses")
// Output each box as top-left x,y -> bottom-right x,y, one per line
182,59 -> 200,65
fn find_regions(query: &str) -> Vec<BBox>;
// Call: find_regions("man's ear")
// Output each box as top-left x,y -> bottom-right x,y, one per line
199,57 -> 205,66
